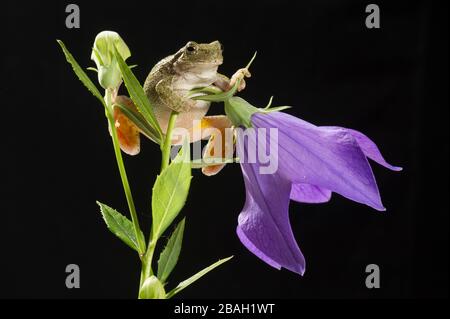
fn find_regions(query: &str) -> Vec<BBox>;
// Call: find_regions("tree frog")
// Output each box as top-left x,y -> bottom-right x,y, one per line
114,41 -> 250,175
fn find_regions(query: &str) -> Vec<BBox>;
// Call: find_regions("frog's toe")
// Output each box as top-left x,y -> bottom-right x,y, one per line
242,68 -> 251,78
231,68 -> 251,91
237,79 -> 247,92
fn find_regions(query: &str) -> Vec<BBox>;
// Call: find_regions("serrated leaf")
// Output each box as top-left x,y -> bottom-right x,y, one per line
151,139 -> 191,240
113,47 -> 163,142
97,201 -> 144,252
166,256 -> 233,299
57,40 -> 105,107
138,276 -> 166,299
157,218 -> 185,283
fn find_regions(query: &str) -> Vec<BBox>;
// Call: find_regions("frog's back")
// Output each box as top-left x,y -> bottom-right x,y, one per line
149,54 -> 174,76
143,54 -> 174,104
143,54 -> 189,133
142,44 -> 219,134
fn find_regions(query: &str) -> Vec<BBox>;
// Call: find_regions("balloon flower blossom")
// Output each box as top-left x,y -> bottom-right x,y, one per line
222,97 -> 402,275
58,30 -> 403,298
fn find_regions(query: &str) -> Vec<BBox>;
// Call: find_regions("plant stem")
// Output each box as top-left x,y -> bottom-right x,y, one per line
161,111 -> 178,171
105,89 -> 146,256
143,240 -> 156,278
141,111 -> 178,283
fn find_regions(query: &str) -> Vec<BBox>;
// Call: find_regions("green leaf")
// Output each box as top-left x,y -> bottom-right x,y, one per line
151,140 -> 191,240
114,102 -> 161,144
138,276 -> 166,299
157,218 -> 185,283
264,96 -> 274,109
97,201 -> 145,252
261,106 -> 292,113
191,79 -> 239,102
188,86 -> 222,97
57,40 -> 105,107
113,46 -> 163,142
166,256 -> 234,299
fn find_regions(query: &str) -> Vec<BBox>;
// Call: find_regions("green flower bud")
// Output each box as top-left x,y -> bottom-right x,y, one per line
138,276 -> 166,299
91,31 -> 131,89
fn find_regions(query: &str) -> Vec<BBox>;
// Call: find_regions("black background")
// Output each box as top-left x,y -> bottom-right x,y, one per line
1,0 -> 448,299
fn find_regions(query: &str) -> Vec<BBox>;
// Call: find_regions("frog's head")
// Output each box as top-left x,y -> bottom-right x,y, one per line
175,41 -> 223,69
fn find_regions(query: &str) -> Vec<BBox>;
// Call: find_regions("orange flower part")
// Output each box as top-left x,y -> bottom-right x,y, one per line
110,95 -> 140,155
200,115 -> 234,176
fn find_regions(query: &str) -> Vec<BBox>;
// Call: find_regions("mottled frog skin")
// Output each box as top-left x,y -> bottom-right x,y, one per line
143,41 -> 228,134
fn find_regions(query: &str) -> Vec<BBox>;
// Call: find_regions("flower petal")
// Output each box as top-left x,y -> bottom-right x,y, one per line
290,183 -> 332,203
252,112 -> 386,211
236,132 -> 306,275
323,127 -> 403,171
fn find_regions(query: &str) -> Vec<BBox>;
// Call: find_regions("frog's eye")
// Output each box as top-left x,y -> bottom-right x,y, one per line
186,44 -> 197,53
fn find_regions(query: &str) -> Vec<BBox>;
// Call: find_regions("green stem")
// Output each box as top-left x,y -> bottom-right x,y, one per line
104,89 -> 146,256
141,111 -> 178,283
161,111 -> 178,171
143,240 -> 156,279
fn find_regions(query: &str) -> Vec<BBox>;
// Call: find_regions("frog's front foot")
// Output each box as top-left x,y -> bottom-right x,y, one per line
230,68 -> 251,92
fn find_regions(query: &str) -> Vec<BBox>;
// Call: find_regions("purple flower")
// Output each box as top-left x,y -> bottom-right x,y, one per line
232,108 -> 401,275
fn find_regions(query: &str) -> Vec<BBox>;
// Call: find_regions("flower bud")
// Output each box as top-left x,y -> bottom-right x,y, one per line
91,31 -> 131,89
138,276 -> 166,299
